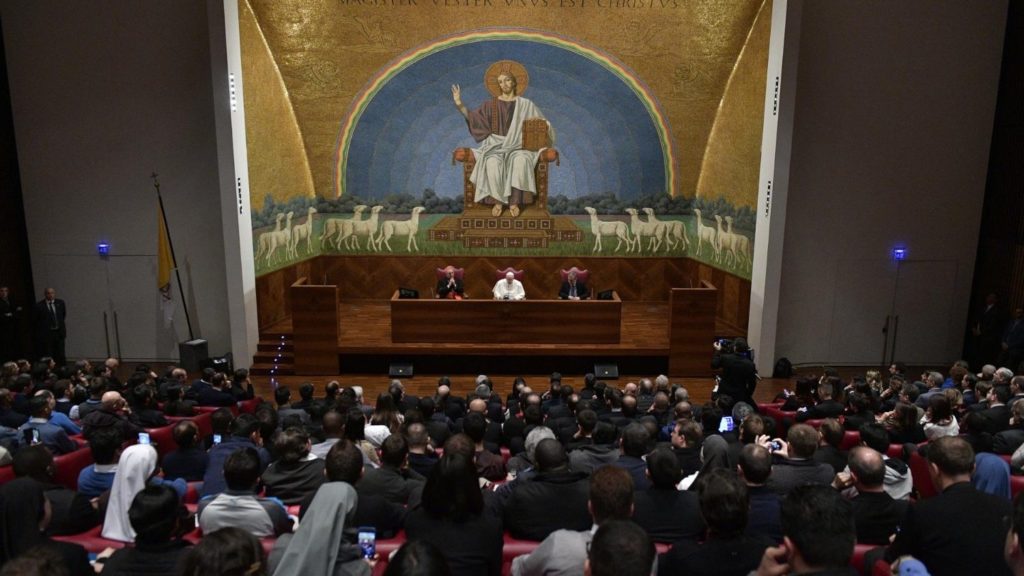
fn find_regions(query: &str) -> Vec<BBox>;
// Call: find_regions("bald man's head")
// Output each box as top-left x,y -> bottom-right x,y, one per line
848,446 -> 885,488
101,391 -> 125,411
469,398 -> 487,414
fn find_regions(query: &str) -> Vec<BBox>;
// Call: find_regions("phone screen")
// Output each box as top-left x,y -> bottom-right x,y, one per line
213,434 -> 222,444
24,428 -> 39,445
718,416 -> 734,433
357,527 -> 376,559
138,432 -> 151,445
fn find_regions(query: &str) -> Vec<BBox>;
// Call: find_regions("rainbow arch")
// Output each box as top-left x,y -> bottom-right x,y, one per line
334,28 -> 676,199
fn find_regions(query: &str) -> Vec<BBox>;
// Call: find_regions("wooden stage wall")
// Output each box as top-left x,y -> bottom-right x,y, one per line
257,255 -> 751,334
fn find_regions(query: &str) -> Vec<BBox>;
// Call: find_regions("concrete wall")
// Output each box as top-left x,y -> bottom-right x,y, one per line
1,1 -> 231,361
775,0 -> 1007,366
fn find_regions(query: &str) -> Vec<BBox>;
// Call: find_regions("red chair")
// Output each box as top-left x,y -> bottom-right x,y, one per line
165,412 -> 213,439
238,397 -> 263,414
500,447 -> 511,465
52,525 -> 127,554
908,448 -> 938,499
850,544 -> 879,575
501,533 -> 540,576
0,465 -> 14,485
886,444 -> 905,460
1012,475 -> 1024,499
146,424 -> 178,458
495,267 -> 525,282
840,430 -> 861,451
53,446 -> 94,490
183,481 -> 203,505
371,531 -> 408,576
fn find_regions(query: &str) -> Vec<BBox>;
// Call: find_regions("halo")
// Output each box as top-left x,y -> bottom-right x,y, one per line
484,60 -> 529,97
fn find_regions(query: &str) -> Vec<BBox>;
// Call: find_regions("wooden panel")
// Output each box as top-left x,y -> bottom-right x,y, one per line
391,293 -> 621,344
291,280 -> 338,374
668,285 -> 717,377
258,255 -> 750,337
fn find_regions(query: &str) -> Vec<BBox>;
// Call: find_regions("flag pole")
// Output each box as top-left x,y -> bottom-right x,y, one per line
152,172 -> 195,340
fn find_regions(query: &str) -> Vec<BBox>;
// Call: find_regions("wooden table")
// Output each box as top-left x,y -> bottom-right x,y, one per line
390,292 -> 622,344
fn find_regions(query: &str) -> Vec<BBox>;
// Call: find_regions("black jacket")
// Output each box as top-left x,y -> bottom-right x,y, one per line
504,469 -> 590,541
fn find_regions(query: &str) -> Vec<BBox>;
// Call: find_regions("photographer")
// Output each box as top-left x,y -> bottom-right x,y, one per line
712,338 -> 758,411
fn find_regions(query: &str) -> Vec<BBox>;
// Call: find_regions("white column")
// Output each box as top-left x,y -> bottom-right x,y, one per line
209,1 -> 259,367
747,0 -> 802,375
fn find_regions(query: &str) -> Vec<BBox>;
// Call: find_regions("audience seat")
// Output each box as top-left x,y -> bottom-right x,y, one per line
501,534 -> 540,576
52,525 -> 126,554
886,444 -> 905,460
53,446 -> 94,490
183,481 -> 203,505
495,267 -> 525,282
500,447 -> 511,465
840,430 -> 861,451
908,449 -> 938,499
146,424 -> 178,458
166,412 -> 213,438
238,397 -> 263,414
1012,475 -> 1024,499
0,465 -> 14,485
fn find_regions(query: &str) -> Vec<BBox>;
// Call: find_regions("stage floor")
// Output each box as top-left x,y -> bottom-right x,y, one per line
260,299 -> 744,375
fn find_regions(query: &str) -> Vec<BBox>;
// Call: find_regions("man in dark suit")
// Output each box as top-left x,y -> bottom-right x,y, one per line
33,287 -> 66,365
1003,307 -> 1024,372
558,269 -> 589,300
503,439 -> 591,541
972,292 -> 1005,368
885,436 -> 1012,576
435,266 -> 464,299
980,385 -> 1012,434
711,337 -> 757,410
796,379 -> 845,422
0,286 -> 22,363
846,446 -> 908,545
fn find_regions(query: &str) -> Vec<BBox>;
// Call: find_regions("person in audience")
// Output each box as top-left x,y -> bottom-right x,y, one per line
661,468 -> 772,575
180,526 -> 268,576
632,446 -> 704,543
299,439 -> 407,538
764,424 -> 834,496
81,390 -> 143,442
995,400 -> 1024,455
613,423 -> 652,490
752,485 -> 855,576
269,481 -> 370,576
227,368 -> 256,401
738,444 -> 782,543
493,270 -> 525,300
406,422 -> 439,478
163,384 -> 196,417
160,419 -> 209,482
510,426 -> 557,479
916,371 -> 947,408
922,394 -> 960,440
290,382 -> 316,414
202,413 -> 270,498
370,392 -> 403,435
812,418 -> 847,474
97,485 -> 192,576
311,409 -> 345,458
261,427 -> 325,505
103,444 -> 185,542
848,423 -> 912,500
17,394 -> 77,454
12,445 -> 99,535
504,438 -> 590,541
981,385 -> 1013,434
836,446 -> 908,545
585,520 -> 655,576
383,540 -> 453,576
185,368 -> 215,402
462,412 -> 505,481
670,418 -> 704,478
512,466 -> 635,576
274,386 -> 311,427
796,378 -> 844,422
565,408 -> 598,450
885,436 -> 1012,576
75,427 -> 122,500
344,408 -> 381,467
405,452 -> 503,576
199,447 -> 291,538
0,388 -> 28,428
126,383 -> 168,428
357,432 -> 424,506
1006,491 -> 1024,576
420,396 -> 453,447
684,433 -> 731,490
0,478 -> 92,576
31,389 -> 80,435
203,407 -> 234,450
196,372 -> 236,407
882,401 -> 927,444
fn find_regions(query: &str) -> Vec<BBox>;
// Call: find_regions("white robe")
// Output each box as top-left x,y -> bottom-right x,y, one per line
470,96 -> 554,204
493,279 -> 526,300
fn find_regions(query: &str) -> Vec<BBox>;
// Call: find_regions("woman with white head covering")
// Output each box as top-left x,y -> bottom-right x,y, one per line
269,482 -> 369,576
102,443 -> 158,542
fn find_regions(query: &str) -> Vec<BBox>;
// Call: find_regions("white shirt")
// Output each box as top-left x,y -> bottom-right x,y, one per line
493,279 -> 525,300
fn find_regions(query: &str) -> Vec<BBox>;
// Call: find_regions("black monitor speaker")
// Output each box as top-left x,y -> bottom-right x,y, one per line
594,363 -> 619,379
389,362 -> 414,378
596,290 -> 614,300
398,288 -> 419,299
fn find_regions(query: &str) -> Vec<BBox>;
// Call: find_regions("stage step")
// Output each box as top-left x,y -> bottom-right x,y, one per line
257,340 -> 293,352
254,350 -> 294,364
249,362 -> 295,376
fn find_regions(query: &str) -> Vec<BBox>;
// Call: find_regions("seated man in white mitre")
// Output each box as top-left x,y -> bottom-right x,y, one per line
451,60 -> 554,218
493,272 -> 525,301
